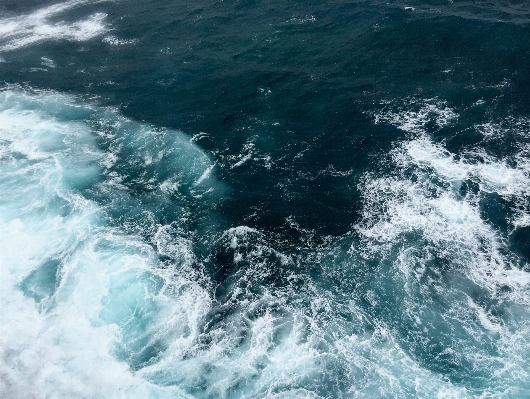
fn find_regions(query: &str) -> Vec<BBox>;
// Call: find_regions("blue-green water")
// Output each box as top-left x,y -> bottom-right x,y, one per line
1,1 -> 529,398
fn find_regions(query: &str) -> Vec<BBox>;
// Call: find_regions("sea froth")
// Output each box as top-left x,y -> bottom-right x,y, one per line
0,0 -> 108,52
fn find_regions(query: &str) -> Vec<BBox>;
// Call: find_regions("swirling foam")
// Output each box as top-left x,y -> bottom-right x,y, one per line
0,0 -> 109,52
2,90 -> 529,398
0,89 -> 215,399
351,98 -> 530,396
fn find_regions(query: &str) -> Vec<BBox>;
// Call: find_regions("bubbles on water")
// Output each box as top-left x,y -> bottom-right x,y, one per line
352,97 -> 530,396
2,87 -> 530,398
102,36 -> 139,46
0,88 -> 218,399
372,98 -> 458,135
0,1 -> 109,52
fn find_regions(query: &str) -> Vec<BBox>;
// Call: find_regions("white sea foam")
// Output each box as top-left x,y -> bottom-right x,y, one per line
473,117 -> 530,227
3,89 -> 528,398
401,137 -> 530,199
355,98 -> 530,396
229,139 -> 273,169
138,224 -> 473,398
373,98 -> 458,135
41,56 -> 56,68
372,99 -> 530,228
0,0 -> 109,52
285,15 -> 316,25
0,89 -> 214,399
102,35 -> 139,46
358,134 -> 530,296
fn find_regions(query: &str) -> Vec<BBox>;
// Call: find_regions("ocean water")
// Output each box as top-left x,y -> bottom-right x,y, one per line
1,1 -> 530,398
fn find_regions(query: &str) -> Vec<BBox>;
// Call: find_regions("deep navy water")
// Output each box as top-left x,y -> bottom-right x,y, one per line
1,1 -> 530,398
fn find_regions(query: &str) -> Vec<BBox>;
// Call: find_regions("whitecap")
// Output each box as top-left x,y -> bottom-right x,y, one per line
372,98 -> 458,135
0,0 -> 109,52
0,88 -> 218,399
102,35 -> 139,46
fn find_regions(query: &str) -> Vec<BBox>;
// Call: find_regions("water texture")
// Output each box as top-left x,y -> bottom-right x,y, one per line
1,1 -> 529,398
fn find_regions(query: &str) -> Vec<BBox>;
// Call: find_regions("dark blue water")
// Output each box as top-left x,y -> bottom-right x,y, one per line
1,1 -> 530,398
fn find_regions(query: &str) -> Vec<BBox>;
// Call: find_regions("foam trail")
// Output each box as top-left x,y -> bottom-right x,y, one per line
0,89 -> 215,399
348,98 -> 530,396
372,98 -> 458,134
0,0 -> 109,52
137,226 -> 471,398
2,88 -> 529,398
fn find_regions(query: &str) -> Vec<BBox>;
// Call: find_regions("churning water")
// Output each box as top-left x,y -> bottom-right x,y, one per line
1,1 -> 530,398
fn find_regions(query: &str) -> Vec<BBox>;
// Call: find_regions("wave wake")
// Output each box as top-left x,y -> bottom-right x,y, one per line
1,91 -> 529,398
0,0 -> 109,52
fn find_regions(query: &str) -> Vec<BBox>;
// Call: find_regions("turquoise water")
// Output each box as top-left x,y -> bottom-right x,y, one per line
1,1 -> 529,398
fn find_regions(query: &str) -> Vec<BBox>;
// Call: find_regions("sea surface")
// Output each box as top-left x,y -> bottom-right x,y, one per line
1,1 -> 530,398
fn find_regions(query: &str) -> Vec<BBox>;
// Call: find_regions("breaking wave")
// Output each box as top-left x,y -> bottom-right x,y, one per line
1,90 -> 529,398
